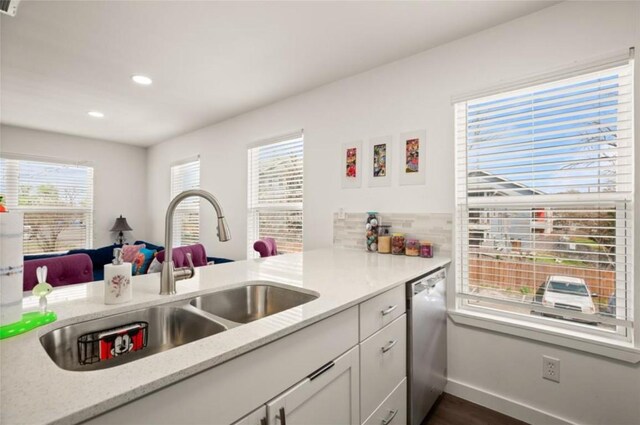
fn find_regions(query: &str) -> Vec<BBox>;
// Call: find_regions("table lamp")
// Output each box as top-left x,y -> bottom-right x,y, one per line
110,215 -> 133,244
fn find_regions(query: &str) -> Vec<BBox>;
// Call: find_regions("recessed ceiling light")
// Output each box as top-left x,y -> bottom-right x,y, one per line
88,111 -> 105,118
131,75 -> 153,85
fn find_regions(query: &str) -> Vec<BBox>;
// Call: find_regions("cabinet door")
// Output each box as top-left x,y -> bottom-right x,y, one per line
267,346 -> 359,425
232,406 -> 267,425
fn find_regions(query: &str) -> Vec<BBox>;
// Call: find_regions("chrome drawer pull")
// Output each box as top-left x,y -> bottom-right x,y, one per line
381,305 -> 397,316
381,340 -> 398,353
382,409 -> 398,425
276,407 -> 286,425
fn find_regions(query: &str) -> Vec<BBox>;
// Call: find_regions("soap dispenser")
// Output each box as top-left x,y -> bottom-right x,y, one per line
104,248 -> 132,305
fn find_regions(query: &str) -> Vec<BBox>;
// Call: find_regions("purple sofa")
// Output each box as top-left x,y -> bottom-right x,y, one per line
155,244 -> 209,268
23,253 -> 94,291
253,238 -> 278,258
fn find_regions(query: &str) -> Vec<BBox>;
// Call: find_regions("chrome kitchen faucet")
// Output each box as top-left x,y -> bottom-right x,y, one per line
161,189 -> 231,295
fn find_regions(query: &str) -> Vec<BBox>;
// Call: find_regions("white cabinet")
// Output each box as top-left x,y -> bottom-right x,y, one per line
358,285 -> 407,425
83,281 -> 419,425
232,407 -> 267,425
85,307 -> 359,425
266,346 -> 360,425
359,315 -> 406,421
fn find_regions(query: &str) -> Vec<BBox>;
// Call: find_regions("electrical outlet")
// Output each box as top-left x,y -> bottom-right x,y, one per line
542,355 -> 560,383
338,208 -> 346,219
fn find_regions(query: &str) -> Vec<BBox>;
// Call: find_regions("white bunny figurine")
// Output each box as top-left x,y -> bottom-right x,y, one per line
32,266 -> 53,314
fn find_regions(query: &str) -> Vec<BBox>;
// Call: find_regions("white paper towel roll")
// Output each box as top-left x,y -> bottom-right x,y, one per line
0,212 -> 24,325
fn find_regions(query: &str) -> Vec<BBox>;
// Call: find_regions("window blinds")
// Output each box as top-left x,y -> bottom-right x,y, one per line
0,157 -> 94,254
455,63 -> 634,338
247,132 -> 304,257
170,158 -> 200,247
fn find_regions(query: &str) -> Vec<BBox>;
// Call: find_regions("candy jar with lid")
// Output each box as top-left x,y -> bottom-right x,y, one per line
392,233 -> 405,255
406,239 -> 420,256
365,212 -> 379,252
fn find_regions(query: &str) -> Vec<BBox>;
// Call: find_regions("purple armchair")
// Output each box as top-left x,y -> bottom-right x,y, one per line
253,238 -> 278,258
155,244 -> 209,268
23,254 -> 94,291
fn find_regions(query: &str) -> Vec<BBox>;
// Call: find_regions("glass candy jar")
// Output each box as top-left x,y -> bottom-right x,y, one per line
419,241 -> 433,258
391,233 -> 405,255
365,212 -> 379,252
405,239 -> 420,256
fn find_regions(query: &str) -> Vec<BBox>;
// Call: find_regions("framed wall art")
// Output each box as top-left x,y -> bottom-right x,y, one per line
341,140 -> 362,189
367,135 -> 392,188
398,130 -> 426,185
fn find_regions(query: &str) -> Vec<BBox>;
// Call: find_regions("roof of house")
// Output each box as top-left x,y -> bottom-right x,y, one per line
468,170 -> 545,197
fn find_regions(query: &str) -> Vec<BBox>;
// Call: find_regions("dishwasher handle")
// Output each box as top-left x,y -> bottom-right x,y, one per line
412,269 -> 446,295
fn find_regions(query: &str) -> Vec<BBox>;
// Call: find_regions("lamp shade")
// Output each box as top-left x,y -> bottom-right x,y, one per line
110,215 -> 133,232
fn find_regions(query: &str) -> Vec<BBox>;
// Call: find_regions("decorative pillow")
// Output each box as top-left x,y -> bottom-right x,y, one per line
132,248 -> 155,276
147,257 -> 163,274
122,244 -> 145,263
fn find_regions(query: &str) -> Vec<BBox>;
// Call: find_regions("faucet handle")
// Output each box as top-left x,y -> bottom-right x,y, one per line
173,252 -> 196,282
185,252 -> 195,276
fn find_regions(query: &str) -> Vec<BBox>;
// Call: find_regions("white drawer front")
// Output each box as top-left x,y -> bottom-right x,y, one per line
360,314 -> 406,421
362,378 -> 407,425
359,285 -> 405,341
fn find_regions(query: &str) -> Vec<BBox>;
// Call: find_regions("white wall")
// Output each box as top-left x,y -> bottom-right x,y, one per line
447,324 -> 640,425
148,2 -> 640,423
0,125 -> 149,247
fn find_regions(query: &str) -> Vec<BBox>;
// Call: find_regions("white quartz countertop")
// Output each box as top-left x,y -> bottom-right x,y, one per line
0,248 -> 450,425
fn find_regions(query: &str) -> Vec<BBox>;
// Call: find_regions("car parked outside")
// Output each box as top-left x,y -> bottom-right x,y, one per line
533,275 -> 598,325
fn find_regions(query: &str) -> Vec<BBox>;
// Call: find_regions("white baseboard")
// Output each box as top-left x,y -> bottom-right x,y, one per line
445,379 -> 574,425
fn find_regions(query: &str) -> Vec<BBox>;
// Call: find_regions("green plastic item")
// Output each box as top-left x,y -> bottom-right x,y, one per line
0,311 -> 57,340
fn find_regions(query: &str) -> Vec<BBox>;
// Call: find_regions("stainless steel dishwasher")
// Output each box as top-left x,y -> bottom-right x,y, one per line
407,267 -> 447,425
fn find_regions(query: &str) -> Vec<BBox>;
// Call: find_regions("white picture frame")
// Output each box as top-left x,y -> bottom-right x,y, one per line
398,129 -> 426,186
367,135 -> 392,188
341,140 -> 362,189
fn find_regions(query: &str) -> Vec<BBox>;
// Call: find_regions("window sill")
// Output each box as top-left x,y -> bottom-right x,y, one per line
448,309 -> 640,363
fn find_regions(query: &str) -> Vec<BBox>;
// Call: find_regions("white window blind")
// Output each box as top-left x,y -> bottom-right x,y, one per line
247,132 -> 303,257
0,156 -> 94,254
170,158 -> 200,247
455,62 -> 634,340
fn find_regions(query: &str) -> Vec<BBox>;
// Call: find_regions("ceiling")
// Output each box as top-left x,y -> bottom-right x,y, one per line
0,1 -> 557,147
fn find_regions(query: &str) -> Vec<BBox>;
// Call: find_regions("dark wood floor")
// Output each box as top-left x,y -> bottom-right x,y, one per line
422,393 -> 529,425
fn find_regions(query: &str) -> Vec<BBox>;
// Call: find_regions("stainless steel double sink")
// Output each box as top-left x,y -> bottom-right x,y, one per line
40,283 -> 318,371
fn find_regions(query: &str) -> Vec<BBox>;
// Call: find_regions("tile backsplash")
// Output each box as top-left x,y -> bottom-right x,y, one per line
333,212 -> 453,256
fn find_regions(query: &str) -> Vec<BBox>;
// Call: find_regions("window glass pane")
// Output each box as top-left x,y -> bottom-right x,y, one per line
455,63 -> 633,338
247,134 -> 304,257
0,157 -> 94,254
170,159 -> 200,247
23,212 -> 90,253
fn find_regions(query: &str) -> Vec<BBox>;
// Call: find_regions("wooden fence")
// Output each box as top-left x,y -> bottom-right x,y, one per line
469,258 -> 616,297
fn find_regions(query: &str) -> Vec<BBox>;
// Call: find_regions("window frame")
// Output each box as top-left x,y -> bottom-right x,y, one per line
0,155 -> 94,255
451,55 -> 639,361
247,131 -> 304,258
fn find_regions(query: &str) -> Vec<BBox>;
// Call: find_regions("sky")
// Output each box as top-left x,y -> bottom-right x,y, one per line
464,71 -> 627,195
